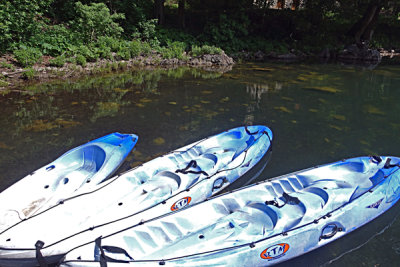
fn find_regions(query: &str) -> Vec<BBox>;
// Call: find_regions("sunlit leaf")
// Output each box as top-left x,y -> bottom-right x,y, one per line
201,90 -> 213,94
71,102 -> 79,105
309,108 -> 318,113
135,103 -> 145,108
168,101 -> 177,105
200,100 -> 210,104
324,138 -> 330,143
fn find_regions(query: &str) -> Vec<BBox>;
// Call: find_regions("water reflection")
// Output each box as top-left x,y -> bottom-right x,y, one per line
0,62 -> 400,266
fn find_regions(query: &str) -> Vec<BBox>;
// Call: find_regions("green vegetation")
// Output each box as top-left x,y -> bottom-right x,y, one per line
21,68 -> 37,80
0,0 -> 399,70
49,56 -> 66,67
13,47 -> 42,67
191,45 -> 223,57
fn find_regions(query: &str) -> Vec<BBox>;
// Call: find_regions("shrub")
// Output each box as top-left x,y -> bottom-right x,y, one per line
129,40 -> 142,57
21,68 -> 36,80
71,2 -> 125,43
13,46 -> 42,67
132,19 -> 160,47
49,55 -> 66,67
70,45 -> 98,62
191,45 -> 222,57
75,54 -> 86,66
29,24 -> 78,56
116,46 -> 131,60
159,41 -> 186,59
0,0 -> 53,52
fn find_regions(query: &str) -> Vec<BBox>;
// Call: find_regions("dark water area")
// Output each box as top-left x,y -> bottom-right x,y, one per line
0,62 -> 400,266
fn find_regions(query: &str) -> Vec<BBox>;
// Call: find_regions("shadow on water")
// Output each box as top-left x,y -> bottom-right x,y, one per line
1,62 -> 400,266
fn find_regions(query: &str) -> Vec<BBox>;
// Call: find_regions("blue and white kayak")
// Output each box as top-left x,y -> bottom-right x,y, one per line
0,132 -> 137,234
0,126 -> 273,267
59,156 -> 400,267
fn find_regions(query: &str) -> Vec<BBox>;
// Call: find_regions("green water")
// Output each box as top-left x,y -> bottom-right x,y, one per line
0,62 -> 399,266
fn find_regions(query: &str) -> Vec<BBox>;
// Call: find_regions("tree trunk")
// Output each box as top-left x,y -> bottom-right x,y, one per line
155,0 -> 165,25
349,1 -> 384,46
178,0 -> 185,29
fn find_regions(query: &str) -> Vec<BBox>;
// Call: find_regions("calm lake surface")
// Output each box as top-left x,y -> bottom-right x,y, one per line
0,62 -> 399,266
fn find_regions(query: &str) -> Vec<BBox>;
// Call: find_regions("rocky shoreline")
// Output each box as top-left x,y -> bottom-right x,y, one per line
0,51 -> 234,90
1,47 -> 399,91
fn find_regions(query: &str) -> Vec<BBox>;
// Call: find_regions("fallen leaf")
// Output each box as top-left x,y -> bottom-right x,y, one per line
140,98 -> 152,103
153,137 -> 165,145
274,106 -> 292,113
303,86 -> 341,94
331,114 -> 346,121
0,142 -> 11,149
366,105 -> 385,115
329,124 -> 343,131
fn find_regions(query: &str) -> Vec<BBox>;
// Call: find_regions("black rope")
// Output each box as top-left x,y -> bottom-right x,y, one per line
265,192 -> 300,208
383,158 -> 400,169
176,160 -> 208,176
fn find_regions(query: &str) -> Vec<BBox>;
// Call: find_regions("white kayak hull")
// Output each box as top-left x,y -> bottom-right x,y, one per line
0,126 -> 273,266
59,156 -> 400,267
0,133 -> 137,233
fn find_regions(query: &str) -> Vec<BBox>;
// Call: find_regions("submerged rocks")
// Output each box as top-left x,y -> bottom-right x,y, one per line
338,44 -> 381,62
189,51 -> 234,66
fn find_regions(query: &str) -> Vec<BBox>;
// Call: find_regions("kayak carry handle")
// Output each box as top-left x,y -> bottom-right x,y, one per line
319,223 -> 342,241
95,236 -> 133,266
35,240 -> 48,267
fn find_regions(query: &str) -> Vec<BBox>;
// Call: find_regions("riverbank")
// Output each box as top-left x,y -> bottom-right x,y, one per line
0,51 -> 234,91
1,48 -> 400,92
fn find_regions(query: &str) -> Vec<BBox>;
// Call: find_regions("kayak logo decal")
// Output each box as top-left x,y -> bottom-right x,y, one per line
366,198 -> 383,209
260,243 -> 290,260
171,197 -> 191,211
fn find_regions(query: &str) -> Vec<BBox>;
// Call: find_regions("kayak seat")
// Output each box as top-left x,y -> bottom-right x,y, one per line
142,171 -> 181,197
302,187 -> 329,206
219,202 -> 278,237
